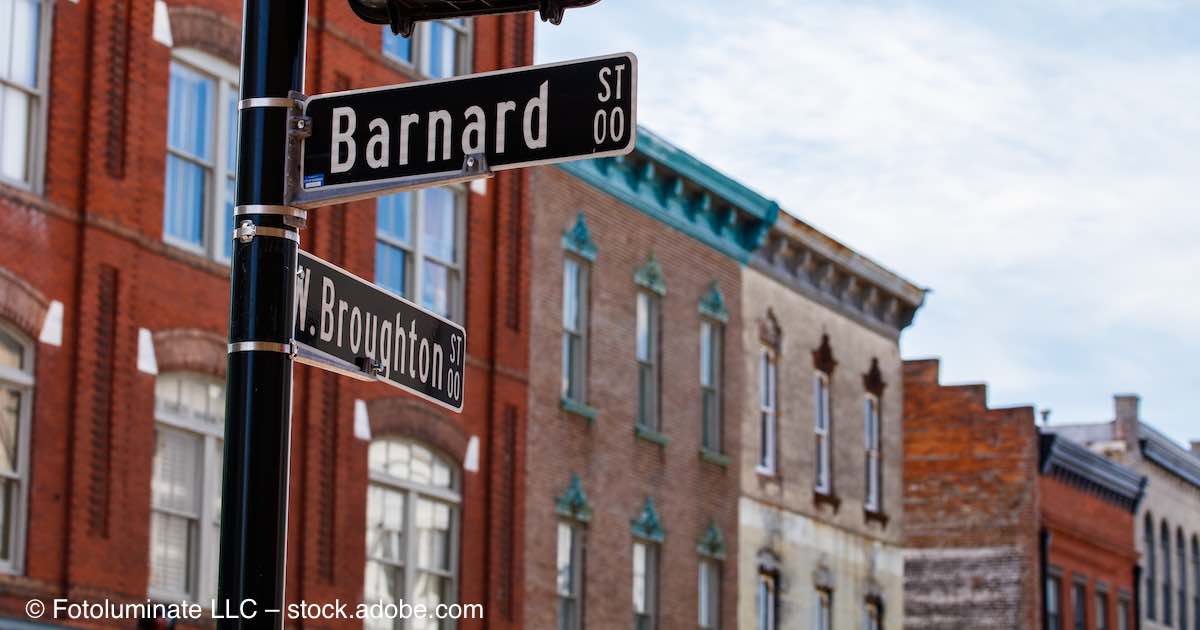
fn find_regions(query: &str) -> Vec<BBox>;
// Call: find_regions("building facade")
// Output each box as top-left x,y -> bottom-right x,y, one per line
737,212 -> 925,630
0,1 -> 533,628
1050,395 -> 1200,630
903,360 -> 1146,630
522,128 -> 778,630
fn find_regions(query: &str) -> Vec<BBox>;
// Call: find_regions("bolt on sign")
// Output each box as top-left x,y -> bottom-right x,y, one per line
300,53 -> 637,194
294,250 -> 466,412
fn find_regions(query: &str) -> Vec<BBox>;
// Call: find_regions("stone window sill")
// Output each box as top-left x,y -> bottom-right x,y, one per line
699,448 -> 731,467
559,397 -> 598,423
813,490 -> 842,514
864,508 -> 890,528
634,425 -> 670,447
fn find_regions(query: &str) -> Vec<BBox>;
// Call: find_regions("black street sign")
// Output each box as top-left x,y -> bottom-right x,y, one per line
294,250 -> 466,413
300,52 -> 636,196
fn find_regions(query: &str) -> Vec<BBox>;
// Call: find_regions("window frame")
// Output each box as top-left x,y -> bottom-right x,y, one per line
1117,597 -> 1130,630
381,19 -> 474,79
1072,579 -> 1087,630
561,254 -> 590,405
162,48 -> 239,263
814,588 -> 832,630
699,318 -> 723,454
632,540 -> 658,630
1047,574 -> 1063,630
0,0 -> 53,192
148,372 -> 226,604
0,323 -> 33,575
698,557 -> 720,630
755,571 -> 776,630
814,371 -> 832,494
864,393 -> 882,513
634,290 -> 660,432
1165,521 -> 1174,626
1095,589 -> 1109,630
364,438 -> 462,630
756,347 -> 777,475
1147,514 -> 1157,620
557,520 -> 585,630
1192,536 -> 1199,630
864,598 -> 882,630
374,187 -> 468,322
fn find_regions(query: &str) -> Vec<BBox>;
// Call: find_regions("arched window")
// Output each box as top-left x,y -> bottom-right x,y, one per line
0,323 -> 33,573
162,48 -> 239,262
1191,536 -> 1199,630
1164,520 -> 1174,625
1178,529 -> 1188,630
1147,514 -> 1157,620
364,438 -> 460,630
148,372 -> 225,602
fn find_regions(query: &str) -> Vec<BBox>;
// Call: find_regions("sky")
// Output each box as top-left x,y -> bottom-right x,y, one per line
535,0 -> 1200,446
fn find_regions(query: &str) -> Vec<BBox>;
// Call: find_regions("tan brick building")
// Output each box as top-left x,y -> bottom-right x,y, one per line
523,128 -> 778,630
737,213 -> 925,629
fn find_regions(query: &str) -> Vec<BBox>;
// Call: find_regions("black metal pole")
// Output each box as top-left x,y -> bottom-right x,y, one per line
218,1 -> 308,627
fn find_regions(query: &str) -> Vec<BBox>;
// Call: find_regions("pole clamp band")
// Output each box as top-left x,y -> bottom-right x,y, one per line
235,204 -> 307,220
232,223 -> 299,243
228,341 -> 293,355
239,97 -> 297,110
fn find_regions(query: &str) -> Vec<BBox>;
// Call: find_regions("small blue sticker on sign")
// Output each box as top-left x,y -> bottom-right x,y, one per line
304,174 -> 324,189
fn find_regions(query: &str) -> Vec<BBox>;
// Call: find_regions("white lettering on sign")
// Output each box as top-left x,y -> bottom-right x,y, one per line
327,81 -> 552,173
593,63 -> 628,146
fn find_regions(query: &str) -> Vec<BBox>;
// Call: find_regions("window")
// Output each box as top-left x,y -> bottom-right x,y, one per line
864,394 -> 881,512
557,521 -> 584,630
757,348 -> 777,474
1073,582 -> 1087,630
1148,515 -> 1157,620
1193,537 -> 1199,630
1180,530 -> 1188,630
635,291 -> 659,431
364,438 -> 460,630
699,319 -> 723,452
149,373 -> 225,602
633,541 -> 658,630
562,256 -> 589,403
755,572 -> 776,630
0,0 -> 48,188
1166,521 -> 1174,625
375,187 -> 465,321
163,51 -> 239,261
1096,591 -> 1109,630
814,372 -> 832,493
0,324 -> 32,573
1118,598 -> 1130,630
1047,575 -> 1062,630
864,599 -> 882,630
382,19 -> 471,78
815,589 -> 832,630
698,558 -> 719,629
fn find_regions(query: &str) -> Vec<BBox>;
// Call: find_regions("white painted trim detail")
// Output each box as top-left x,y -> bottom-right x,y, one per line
38,300 -> 63,346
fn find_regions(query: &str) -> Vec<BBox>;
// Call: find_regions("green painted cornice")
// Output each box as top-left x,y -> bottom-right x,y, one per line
698,281 -> 729,323
558,127 -> 780,263
562,212 -> 597,261
555,473 -> 593,523
631,496 -> 665,543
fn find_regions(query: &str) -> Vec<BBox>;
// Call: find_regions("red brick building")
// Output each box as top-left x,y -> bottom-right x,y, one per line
522,129 -> 778,630
0,1 -> 532,628
903,359 -> 1144,630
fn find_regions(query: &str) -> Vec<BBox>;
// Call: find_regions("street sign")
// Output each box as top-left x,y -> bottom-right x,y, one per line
293,250 -> 466,413
296,52 -> 636,206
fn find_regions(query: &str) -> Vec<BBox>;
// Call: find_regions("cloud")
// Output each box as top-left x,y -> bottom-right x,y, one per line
537,1 -> 1200,444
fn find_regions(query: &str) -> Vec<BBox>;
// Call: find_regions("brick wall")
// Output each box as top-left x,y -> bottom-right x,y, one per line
522,166 -> 743,630
0,2 -> 533,628
902,358 -> 1042,630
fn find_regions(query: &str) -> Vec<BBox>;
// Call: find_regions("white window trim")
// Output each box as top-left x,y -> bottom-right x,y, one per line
864,393 -> 881,512
561,255 -> 589,404
163,48 -> 239,263
815,588 -> 833,630
756,347 -> 777,475
148,372 -> 225,604
365,442 -> 462,626
375,187 -> 467,322
698,557 -> 720,630
635,290 -> 660,431
382,19 -> 474,79
814,371 -> 832,494
632,540 -> 658,627
0,0 -> 53,193
0,323 -> 33,575
557,520 -> 585,630
756,572 -> 776,630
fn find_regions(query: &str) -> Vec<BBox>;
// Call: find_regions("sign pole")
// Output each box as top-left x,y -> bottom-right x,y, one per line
218,1 -> 308,627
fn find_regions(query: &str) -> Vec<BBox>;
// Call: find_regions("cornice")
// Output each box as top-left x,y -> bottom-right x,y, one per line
1139,422 -> 1200,489
558,128 -> 779,263
1040,433 -> 1145,511
751,214 -> 926,338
